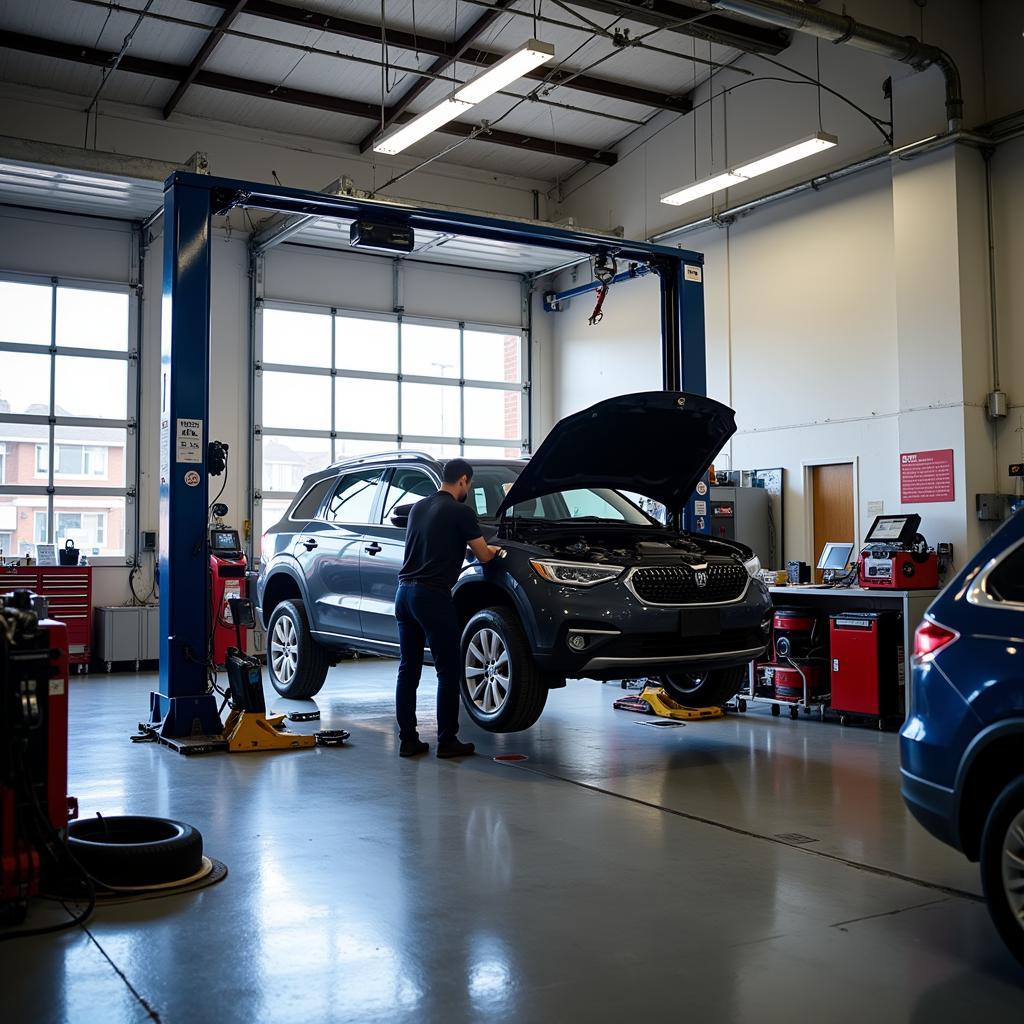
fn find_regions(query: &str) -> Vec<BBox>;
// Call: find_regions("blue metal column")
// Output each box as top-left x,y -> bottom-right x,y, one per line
151,175 -> 221,738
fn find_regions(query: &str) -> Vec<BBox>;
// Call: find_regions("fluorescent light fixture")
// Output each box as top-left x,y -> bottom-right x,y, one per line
373,97 -> 473,155
661,171 -> 747,206
660,131 -> 839,207
732,131 -> 838,178
453,39 -> 555,104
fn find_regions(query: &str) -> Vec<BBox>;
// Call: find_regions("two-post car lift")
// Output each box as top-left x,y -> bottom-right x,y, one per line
150,171 -> 708,743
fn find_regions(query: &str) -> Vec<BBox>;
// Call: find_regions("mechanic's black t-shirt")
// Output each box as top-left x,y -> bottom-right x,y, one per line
399,490 -> 483,592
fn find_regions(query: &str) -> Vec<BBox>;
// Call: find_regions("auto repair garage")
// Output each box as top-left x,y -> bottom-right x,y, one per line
2,0 -> 1024,1019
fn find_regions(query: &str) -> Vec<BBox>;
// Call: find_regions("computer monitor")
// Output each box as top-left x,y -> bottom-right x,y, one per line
210,528 -> 242,553
817,541 -> 854,571
864,513 -> 921,546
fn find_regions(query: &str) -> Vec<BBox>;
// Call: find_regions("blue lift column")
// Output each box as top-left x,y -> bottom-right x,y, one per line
151,175 -> 222,739
658,253 -> 711,534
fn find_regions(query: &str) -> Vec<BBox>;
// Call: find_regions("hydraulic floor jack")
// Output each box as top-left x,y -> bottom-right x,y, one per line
222,599 -> 348,753
613,682 -> 724,721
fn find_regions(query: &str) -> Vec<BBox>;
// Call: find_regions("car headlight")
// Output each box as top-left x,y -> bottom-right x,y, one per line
743,554 -> 762,578
529,559 -> 624,587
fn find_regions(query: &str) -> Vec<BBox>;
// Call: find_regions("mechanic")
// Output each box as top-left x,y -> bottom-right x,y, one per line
395,458 -> 502,759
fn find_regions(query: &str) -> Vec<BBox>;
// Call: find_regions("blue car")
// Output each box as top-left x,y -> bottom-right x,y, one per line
900,508 -> 1024,966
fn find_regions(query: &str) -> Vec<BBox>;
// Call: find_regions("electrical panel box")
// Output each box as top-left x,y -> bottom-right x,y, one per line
709,486 -> 770,564
976,493 -> 1009,522
95,605 -> 159,670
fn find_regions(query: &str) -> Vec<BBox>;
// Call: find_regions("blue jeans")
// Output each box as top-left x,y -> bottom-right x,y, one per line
395,583 -> 462,743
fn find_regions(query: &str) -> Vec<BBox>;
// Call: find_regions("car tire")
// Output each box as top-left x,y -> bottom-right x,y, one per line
460,608 -> 548,733
266,599 -> 329,699
659,664 -> 748,708
68,816 -> 203,887
979,774 -> 1024,967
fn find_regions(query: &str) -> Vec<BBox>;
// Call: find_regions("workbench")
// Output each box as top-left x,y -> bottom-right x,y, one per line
741,585 -> 940,720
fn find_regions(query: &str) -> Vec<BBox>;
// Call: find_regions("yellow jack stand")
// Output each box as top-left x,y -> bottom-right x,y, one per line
223,709 -> 317,752
632,685 -> 724,721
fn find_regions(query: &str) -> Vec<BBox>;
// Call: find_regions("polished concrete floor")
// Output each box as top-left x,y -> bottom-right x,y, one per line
6,659 -> 1023,1023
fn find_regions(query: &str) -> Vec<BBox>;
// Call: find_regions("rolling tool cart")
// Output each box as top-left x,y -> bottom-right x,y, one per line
746,609 -> 830,720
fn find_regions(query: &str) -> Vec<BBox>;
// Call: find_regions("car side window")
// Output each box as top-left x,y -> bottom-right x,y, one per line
988,543 -> 1024,604
325,469 -> 384,525
381,469 -> 436,522
291,478 -> 334,521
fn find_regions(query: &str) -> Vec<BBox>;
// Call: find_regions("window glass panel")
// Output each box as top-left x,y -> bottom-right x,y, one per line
381,469 -> 437,521
55,356 -> 127,418
325,469 -> 383,524
52,496 -> 126,557
463,444 -> 516,460
401,442 -> 460,458
0,351 -> 51,414
261,435 -> 332,495
262,371 -> 330,430
37,427 -> 127,487
402,382 -> 459,438
56,287 -> 129,351
262,308 -> 331,368
401,323 -> 459,378
0,281 -> 51,346
335,437 -> 388,461
336,317 -> 398,373
464,387 -> 520,442
291,477 -> 334,521
0,495 -> 38,556
464,331 -> 520,383
335,377 -> 397,434
989,547 -> 1024,603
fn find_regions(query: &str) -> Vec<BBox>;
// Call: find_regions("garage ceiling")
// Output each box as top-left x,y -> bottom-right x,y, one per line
0,0 -> 790,182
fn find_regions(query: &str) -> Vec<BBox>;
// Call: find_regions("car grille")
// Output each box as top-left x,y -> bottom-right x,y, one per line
629,563 -> 748,604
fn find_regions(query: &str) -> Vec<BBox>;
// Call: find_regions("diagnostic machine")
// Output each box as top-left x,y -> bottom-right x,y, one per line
858,514 -> 939,590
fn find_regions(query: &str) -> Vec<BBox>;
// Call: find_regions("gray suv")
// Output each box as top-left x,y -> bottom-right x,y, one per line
254,391 -> 772,732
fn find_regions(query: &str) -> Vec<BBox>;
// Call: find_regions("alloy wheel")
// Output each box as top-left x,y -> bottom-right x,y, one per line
271,615 -> 298,684
465,627 -> 511,714
1002,807 -> 1024,928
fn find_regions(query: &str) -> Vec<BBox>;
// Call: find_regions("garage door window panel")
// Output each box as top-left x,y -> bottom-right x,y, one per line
262,308 -> 331,368
335,377 -> 398,435
0,274 -> 136,563
261,435 -> 332,495
402,323 -> 460,379
402,382 -> 460,438
336,318 -> 398,373
262,371 -> 331,431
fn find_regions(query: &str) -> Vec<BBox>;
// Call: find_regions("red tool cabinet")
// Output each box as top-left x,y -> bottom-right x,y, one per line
829,611 -> 902,723
0,566 -> 93,671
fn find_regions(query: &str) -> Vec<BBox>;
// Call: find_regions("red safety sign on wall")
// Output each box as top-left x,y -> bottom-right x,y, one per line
900,449 -> 955,503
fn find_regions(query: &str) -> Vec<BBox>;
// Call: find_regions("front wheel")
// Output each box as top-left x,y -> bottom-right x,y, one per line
460,608 -> 548,733
266,599 -> 329,699
659,664 -> 748,708
980,775 -> 1024,967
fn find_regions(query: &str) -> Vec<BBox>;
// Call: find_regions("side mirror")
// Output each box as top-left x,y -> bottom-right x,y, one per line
390,502 -> 414,529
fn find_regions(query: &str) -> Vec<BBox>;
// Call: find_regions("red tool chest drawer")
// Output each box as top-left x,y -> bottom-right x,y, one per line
0,565 -> 93,671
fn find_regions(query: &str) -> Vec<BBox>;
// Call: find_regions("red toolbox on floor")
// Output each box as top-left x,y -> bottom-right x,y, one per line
0,566 -> 92,671
829,612 -> 903,720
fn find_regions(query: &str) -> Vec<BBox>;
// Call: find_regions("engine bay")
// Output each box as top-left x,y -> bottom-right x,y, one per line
498,523 -> 744,567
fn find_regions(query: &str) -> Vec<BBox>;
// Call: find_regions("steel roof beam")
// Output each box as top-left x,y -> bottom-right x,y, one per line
557,0 -> 790,54
163,0 -> 248,120
0,30 -> 617,167
357,0 -> 514,155
195,0 -> 692,113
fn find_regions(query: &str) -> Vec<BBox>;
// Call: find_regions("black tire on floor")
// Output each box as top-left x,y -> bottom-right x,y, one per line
659,664 -> 749,708
68,816 -> 203,887
266,598 -> 330,699
979,775 -> 1024,967
460,607 -> 548,733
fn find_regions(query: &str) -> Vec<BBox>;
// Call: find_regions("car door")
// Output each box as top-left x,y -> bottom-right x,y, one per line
306,467 -> 385,639
358,465 -> 440,644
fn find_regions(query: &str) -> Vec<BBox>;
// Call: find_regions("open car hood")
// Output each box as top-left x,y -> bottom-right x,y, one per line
496,391 -> 736,517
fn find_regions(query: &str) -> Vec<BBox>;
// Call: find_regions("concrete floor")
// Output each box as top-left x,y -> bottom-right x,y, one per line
6,659 -> 1023,1023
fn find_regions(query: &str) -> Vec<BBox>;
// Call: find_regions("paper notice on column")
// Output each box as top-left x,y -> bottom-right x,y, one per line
176,418 -> 203,464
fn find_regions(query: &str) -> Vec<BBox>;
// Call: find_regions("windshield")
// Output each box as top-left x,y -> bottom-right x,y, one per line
468,464 -> 658,526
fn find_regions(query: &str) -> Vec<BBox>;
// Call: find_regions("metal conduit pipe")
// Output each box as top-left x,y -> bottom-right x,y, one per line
711,0 -> 963,131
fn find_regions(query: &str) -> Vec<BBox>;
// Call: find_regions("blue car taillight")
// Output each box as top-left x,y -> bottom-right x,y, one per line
913,618 -> 958,664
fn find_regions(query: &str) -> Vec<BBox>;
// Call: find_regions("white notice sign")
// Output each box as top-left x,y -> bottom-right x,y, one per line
176,418 -> 203,464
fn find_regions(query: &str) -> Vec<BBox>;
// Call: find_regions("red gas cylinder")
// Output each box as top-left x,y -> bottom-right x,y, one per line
772,662 -> 826,703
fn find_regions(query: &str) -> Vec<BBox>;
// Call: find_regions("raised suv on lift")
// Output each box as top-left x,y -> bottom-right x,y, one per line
255,391 -> 772,732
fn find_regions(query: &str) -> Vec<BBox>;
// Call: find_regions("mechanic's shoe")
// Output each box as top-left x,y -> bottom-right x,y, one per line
436,739 -> 475,759
399,738 -> 429,757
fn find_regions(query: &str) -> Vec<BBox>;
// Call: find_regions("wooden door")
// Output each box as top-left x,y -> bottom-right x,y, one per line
811,464 -> 854,582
